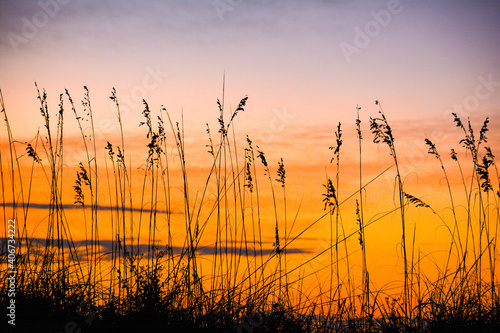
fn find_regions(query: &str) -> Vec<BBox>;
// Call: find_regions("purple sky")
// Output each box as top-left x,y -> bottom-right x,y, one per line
0,0 -> 499,140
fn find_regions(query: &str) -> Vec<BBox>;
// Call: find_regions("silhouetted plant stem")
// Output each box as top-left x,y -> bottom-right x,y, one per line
370,101 -> 409,323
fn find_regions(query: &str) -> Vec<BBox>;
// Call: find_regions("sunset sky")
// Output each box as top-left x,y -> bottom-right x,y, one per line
1,0 -> 500,291
1,0 -> 499,135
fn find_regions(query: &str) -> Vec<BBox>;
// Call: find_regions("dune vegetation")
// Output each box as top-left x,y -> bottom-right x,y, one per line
0,86 -> 499,332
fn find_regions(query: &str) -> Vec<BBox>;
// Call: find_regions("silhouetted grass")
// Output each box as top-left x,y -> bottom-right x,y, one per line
0,86 -> 499,332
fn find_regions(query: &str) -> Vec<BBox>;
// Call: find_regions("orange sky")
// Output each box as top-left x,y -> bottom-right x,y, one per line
1,111 -> 498,292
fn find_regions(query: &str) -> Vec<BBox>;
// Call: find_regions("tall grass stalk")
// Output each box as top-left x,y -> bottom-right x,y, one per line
370,101 -> 410,323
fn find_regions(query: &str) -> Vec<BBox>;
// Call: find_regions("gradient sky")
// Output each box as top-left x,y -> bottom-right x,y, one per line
1,0 -> 500,290
0,0 -> 499,138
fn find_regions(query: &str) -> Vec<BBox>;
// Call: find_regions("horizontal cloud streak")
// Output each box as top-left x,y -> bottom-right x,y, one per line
0,237 -> 311,259
1,202 -> 177,215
